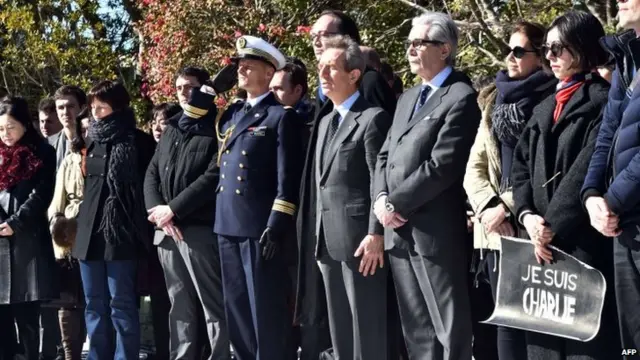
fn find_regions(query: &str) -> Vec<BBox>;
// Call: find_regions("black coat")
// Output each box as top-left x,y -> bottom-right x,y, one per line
0,141 -> 58,303
512,76 -> 619,359
144,117 -> 219,241
73,129 -> 156,261
512,76 -> 611,262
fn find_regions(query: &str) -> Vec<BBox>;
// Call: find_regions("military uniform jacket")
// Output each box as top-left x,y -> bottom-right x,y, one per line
206,92 -> 303,238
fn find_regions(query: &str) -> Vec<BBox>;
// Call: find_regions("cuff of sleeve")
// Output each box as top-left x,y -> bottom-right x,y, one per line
369,221 -> 384,236
267,199 -> 297,233
581,188 -> 602,209
603,191 -> 623,215
376,192 -> 388,201
518,209 -> 534,226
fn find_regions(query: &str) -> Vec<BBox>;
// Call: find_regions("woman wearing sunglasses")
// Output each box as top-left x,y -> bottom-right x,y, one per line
511,11 -> 619,359
464,21 -> 556,360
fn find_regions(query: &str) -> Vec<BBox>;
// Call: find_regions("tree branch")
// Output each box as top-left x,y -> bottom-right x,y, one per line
466,0 -> 508,53
397,0 -> 483,29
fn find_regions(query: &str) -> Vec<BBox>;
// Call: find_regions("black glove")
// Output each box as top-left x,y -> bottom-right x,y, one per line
209,63 -> 238,95
259,227 -> 278,260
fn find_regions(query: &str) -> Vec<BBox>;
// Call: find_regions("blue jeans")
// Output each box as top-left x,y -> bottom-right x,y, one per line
79,260 -> 139,360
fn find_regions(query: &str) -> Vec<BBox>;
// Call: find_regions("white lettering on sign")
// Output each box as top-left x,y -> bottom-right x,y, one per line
521,265 -> 578,325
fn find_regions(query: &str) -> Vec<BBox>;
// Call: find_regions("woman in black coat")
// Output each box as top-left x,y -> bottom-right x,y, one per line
144,86 -> 229,359
512,11 -> 619,360
73,81 -> 156,360
0,96 -> 57,360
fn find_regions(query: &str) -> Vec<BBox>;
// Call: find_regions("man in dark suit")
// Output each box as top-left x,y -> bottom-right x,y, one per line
212,35 -> 304,360
310,35 -> 391,359
295,11 -> 400,360
373,12 -> 480,360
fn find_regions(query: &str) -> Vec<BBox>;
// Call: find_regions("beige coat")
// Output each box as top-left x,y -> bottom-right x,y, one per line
48,152 -> 84,259
463,84 -> 515,251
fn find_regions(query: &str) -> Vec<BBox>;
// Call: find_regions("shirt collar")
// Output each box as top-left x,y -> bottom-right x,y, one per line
423,66 -> 452,91
247,92 -> 270,108
334,91 -> 360,120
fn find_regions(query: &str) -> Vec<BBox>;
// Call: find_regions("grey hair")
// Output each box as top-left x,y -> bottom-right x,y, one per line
323,35 -> 366,77
412,11 -> 459,66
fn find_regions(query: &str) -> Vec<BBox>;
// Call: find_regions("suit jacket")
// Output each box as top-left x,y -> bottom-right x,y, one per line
314,95 -> 391,261
294,67 -> 396,325
374,70 -> 481,256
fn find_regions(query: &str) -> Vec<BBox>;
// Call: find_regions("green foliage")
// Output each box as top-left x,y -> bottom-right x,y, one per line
0,0 -> 144,121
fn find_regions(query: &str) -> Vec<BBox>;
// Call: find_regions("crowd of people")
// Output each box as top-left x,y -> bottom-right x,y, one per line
1,3 -> 640,360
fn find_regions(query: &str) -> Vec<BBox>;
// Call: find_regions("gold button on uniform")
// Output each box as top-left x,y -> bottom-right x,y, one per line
235,189 -> 241,195
223,161 -> 227,166
220,186 -> 224,192
221,174 -> 225,179
241,150 -> 247,156
239,163 -> 244,169
237,176 -> 243,181
225,150 -> 230,154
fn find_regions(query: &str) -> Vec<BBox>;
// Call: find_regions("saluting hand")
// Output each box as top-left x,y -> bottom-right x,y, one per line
354,234 -> 384,276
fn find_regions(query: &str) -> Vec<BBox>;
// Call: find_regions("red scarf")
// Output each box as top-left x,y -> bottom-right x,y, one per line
0,142 -> 43,191
553,81 -> 584,123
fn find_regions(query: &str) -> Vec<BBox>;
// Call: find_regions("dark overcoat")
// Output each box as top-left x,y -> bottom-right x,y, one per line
72,128 -> 156,261
0,141 -> 58,303
511,75 -> 619,359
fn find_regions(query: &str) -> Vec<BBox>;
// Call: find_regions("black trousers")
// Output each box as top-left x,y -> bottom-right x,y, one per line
615,233 -> 640,358
0,302 -> 41,360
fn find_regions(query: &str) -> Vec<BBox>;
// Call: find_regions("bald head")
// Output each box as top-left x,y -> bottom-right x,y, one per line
360,46 -> 381,71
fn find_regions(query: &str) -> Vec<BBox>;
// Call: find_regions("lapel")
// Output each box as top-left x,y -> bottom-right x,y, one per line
399,74 -> 455,138
315,110 -> 333,182
221,93 -> 275,152
320,96 -> 365,182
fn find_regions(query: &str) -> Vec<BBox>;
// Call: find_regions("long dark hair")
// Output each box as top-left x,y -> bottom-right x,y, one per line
71,107 -> 88,153
0,96 -> 42,149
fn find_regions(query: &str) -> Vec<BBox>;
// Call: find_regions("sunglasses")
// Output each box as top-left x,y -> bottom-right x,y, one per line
507,46 -> 538,59
404,39 -> 443,50
310,31 -> 339,41
541,42 -> 568,58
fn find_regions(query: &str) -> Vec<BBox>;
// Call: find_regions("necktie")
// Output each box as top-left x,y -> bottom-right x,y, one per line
413,85 -> 431,118
321,111 -> 341,169
243,102 -> 252,113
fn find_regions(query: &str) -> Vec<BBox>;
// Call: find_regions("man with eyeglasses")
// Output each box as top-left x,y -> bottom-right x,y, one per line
582,0 -> 640,354
295,9 -> 400,360
372,12 -> 480,360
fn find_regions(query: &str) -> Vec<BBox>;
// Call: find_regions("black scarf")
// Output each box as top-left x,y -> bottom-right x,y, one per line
87,108 -> 144,245
492,69 -> 557,147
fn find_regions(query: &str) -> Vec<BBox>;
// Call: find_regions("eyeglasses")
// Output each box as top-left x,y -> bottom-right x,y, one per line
541,42 -> 568,58
310,31 -> 339,41
404,39 -> 443,50
507,46 -> 538,59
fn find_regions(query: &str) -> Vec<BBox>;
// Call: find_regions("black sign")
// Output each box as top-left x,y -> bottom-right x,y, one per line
483,237 -> 606,342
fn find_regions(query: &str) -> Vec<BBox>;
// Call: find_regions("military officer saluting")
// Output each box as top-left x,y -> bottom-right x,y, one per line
186,35 -> 303,360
